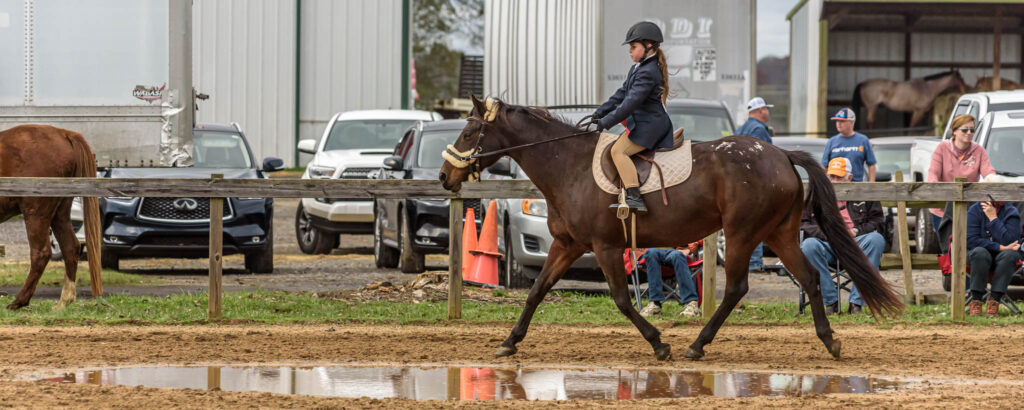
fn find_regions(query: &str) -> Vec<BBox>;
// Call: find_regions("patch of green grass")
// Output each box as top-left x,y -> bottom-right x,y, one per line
1,290 -> 1022,327
0,263 -> 161,287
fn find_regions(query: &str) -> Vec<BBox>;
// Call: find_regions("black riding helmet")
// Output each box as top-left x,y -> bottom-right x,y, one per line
622,21 -> 663,45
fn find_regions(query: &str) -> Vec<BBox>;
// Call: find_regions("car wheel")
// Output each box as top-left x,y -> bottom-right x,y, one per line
245,223 -> 274,274
373,206 -> 399,269
398,213 -> 425,274
500,222 -> 532,289
915,208 -> 940,254
49,230 -> 63,261
100,246 -> 119,271
295,202 -> 336,255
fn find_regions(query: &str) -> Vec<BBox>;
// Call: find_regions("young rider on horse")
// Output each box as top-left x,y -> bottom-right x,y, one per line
588,21 -> 674,214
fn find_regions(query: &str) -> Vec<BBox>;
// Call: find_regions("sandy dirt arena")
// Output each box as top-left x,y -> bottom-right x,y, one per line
1,323 -> 1023,408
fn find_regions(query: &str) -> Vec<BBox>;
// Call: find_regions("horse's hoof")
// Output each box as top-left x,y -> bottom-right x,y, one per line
683,347 -> 704,360
829,340 -> 842,359
5,301 -> 26,311
495,346 -> 517,357
654,344 -> 672,361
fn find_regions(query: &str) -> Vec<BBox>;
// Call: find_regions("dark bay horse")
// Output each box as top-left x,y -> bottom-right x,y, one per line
439,96 -> 903,361
852,70 -> 966,129
0,125 -> 102,310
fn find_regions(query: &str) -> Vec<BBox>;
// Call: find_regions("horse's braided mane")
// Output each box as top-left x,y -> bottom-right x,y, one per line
493,99 -> 586,131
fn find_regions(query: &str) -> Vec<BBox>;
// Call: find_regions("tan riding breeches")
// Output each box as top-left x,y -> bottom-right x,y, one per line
610,134 -> 645,188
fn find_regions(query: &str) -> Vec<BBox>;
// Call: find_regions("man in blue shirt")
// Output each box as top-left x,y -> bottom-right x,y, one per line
736,97 -> 774,272
736,97 -> 773,144
821,108 -> 877,182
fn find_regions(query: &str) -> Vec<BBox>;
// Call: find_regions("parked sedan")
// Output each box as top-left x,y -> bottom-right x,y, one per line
98,123 -> 284,273
373,120 -> 483,273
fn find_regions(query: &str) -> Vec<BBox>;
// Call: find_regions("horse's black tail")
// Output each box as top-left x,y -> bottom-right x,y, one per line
851,83 -> 864,119
784,149 -> 904,319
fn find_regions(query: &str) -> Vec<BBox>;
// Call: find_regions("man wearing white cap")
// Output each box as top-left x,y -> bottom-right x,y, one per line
736,97 -> 773,144
736,97 -> 774,272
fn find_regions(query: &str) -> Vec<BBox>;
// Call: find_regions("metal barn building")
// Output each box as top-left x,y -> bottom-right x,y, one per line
193,0 -> 412,167
788,0 -> 1024,135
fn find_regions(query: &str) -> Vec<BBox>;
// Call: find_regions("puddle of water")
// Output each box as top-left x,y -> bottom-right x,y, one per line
41,365 -> 908,400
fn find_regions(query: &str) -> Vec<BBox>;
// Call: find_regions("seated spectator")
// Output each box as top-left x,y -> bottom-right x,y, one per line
966,175 -> 1022,317
639,243 -> 701,318
800,158 -> 886,315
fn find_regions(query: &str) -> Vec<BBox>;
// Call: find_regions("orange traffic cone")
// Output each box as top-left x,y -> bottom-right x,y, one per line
461,207 -> 478,280
467,200 -> 502,287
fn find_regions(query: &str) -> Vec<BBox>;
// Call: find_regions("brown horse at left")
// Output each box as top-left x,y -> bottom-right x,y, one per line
0,125 -> 102,310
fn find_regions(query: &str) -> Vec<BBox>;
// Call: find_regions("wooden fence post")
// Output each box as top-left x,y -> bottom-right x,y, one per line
894,171 -> 915,304
448,198 -> 464,320
209,174 -> 224,319
950,178 -> 967,320
702,231 -> 719,320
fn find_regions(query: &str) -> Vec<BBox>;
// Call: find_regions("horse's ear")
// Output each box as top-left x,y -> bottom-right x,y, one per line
470,95 -> 486,117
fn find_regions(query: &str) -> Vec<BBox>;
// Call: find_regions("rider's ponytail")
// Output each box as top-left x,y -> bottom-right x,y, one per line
653,45 -> 669,105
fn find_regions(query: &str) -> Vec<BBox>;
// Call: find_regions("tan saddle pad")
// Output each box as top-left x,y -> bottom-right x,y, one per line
592,128 -> 692,195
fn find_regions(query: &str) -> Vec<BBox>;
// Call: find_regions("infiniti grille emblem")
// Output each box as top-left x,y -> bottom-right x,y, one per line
172,198 -> 199,212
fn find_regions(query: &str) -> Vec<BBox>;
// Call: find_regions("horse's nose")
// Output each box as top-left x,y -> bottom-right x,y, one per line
438,172 -> 447,183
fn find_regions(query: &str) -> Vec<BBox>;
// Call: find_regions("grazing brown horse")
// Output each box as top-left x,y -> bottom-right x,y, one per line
852,71 -> 967,129
439,96 -> 903,361
0,125 -> 102,310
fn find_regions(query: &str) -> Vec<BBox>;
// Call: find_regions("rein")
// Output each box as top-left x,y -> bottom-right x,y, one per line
442,99 -> 598,181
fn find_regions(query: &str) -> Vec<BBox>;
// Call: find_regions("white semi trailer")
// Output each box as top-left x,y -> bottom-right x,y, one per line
0,0 -> 194,166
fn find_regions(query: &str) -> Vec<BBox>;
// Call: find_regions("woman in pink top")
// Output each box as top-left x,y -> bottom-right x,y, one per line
928,114 -> 996,235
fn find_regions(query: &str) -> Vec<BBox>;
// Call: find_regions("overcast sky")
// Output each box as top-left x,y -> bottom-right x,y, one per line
758,0 -> 799,59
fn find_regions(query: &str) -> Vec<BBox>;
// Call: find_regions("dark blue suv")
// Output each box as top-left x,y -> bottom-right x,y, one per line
98,123 -> 284,273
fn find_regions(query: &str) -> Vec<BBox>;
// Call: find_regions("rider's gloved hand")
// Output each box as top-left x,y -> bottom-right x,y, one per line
587,115 -> 605,131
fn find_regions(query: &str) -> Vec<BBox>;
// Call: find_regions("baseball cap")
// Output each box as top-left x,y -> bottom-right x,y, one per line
831,107 -> 857,122
826,157 -> 852,178
747,97 -> 774,112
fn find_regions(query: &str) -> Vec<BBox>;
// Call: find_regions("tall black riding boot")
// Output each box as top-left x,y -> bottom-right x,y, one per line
609,187 -> 648,214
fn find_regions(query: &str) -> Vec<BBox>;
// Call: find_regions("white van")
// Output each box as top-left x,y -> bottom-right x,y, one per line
295,109 -> 442,254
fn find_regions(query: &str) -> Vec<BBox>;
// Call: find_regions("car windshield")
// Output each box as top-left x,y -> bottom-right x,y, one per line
873,144 -> 911,176
666,107 -> 734,142
417,130 -> 460,169
193,131 -> 252,168
323,120 -> 418,151
988,102 -> 1024,113
985,127 -> 1024,176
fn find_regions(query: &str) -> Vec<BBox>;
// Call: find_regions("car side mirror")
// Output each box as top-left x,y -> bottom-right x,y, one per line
487,158 -> 512,176
383,156 -> 404,171
297,139 -> 317,154
876,171 -> 892,182
262,157 -> 285,172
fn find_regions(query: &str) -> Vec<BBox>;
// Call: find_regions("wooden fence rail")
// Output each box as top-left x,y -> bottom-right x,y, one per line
2,177 -> 1020,322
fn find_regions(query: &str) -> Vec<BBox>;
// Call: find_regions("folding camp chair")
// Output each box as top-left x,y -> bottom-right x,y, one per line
625,246 -> 704,312
763,259 -> 850,315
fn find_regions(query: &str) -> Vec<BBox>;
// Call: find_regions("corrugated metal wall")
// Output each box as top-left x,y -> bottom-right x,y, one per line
193,0 -> 298,166
827,31 -> 1022,129
788,0 -> 822,135
298,0 -> 404,148
193,0 -> 405,167
484,0 -> 601,106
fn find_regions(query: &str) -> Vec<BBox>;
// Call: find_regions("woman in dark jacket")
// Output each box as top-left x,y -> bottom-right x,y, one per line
591,21 -> 674,214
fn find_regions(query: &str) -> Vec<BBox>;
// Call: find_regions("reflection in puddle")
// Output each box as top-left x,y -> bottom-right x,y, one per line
43,365 -> 908,400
